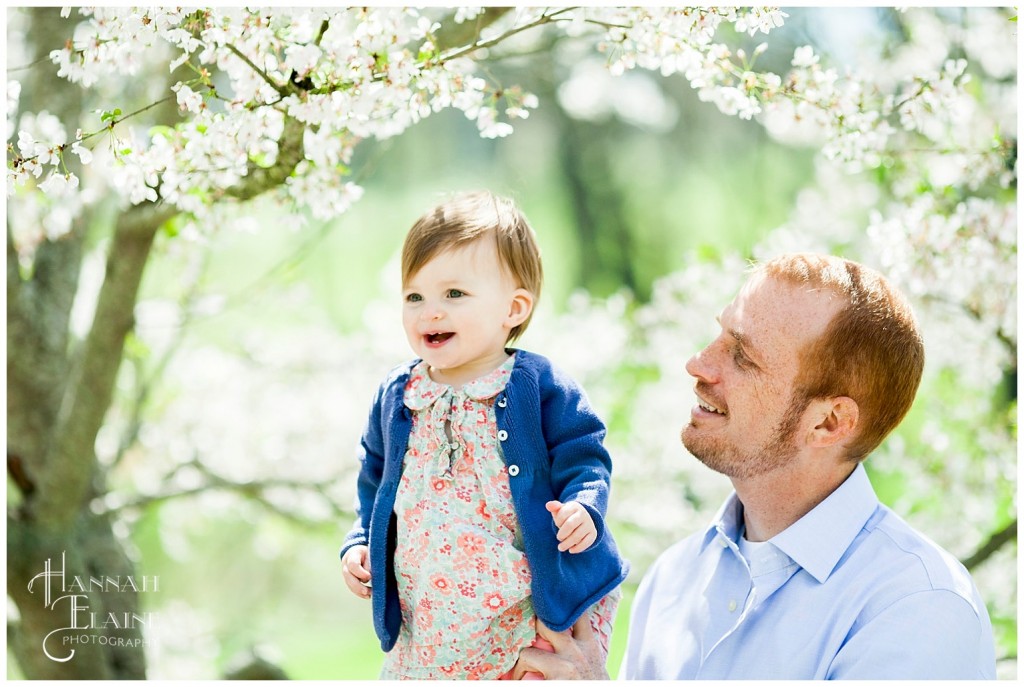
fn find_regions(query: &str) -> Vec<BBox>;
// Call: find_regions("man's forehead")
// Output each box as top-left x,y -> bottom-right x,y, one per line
722,274 -> 840,356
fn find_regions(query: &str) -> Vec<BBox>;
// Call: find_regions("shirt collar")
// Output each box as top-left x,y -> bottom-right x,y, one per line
700,492 -> 744,553
769,463 -> 880,583
700,464 -> 880,584
403,354 -> 516,411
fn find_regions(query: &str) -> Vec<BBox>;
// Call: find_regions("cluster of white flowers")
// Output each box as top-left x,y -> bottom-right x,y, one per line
867,196 -> 1016,370
8,110 -> 96,243
758,12 -> 1012,188
9,6 -> 800,238
8,7 -> 552,230
590,7 -> 786,120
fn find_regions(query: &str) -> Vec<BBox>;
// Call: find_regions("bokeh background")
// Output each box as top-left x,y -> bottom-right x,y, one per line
6,6 -> 1017,679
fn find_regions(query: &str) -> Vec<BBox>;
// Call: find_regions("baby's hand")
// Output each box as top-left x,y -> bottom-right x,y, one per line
546,500 -> 597,554
341,545 -> 372,599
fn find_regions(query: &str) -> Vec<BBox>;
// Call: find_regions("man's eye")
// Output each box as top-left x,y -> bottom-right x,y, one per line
447,289 -> 464,298
406,293 -> 422,303
733,348 -> 750,368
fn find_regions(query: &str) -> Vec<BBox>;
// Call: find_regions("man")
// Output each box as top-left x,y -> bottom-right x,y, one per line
513,253 -> 996,679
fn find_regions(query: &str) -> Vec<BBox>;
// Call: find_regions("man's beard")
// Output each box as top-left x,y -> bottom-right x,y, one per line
681,395 -> 807,479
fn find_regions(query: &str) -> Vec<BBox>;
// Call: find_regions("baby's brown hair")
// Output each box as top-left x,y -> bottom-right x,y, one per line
402,191 -> 543,343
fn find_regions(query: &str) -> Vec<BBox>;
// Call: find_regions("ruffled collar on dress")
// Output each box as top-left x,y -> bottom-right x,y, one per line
403,354 -> 516,411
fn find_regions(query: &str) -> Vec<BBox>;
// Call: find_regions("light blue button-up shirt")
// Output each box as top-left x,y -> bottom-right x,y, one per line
620,464 -> 996,679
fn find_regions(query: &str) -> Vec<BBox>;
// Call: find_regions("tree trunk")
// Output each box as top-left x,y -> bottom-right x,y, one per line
7,7 -> 308,676
532,52 -> 641,299
6,8 -> 156,678
7,203 -> 170,678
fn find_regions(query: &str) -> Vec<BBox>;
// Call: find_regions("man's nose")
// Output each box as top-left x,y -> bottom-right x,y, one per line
685,343 -> 718,383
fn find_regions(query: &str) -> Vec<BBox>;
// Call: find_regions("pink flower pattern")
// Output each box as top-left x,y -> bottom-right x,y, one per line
380,356 -> 618,679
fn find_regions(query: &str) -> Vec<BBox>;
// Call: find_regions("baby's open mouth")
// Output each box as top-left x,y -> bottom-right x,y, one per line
426,332 -> 455,344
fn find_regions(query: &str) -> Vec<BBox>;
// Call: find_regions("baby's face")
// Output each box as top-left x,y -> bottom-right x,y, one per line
402,239 -> 531,386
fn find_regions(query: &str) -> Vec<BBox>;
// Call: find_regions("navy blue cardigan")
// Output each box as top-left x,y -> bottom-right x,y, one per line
340,349 -> 629,652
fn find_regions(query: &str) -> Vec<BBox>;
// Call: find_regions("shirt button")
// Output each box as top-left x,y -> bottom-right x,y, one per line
728,599 -> 738,613
497,430 -> 508,441
508,465 -> 520,476
497,397 -> 507,408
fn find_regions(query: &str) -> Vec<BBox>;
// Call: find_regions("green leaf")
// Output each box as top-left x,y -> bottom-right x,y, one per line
161,214 -> 185,238
249,151 -> 274,168
100,107 -> 123,123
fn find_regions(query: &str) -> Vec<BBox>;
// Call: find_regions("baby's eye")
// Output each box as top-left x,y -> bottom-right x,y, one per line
405,293 -> 423,303
446,289 -> 465,299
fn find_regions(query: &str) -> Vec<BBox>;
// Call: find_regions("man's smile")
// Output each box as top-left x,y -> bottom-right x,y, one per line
694,386 -> 727,416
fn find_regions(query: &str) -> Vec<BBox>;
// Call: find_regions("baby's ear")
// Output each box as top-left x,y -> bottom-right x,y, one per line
506,288 -> 534,328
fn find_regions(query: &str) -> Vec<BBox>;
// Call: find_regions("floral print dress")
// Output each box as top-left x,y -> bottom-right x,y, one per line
379,355 -> 617,680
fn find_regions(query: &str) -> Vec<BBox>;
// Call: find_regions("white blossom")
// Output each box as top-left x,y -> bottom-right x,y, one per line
70,139 -> 93,165
792,45 -> 819,68
282,42 -> 322,77
453,7 -> 484,24
172,83 -> 204,114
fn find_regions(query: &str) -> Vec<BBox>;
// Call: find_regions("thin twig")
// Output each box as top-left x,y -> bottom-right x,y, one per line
103,459 -> 354,523
313,18 -> 329,47
440,7 -> 579,62
225,43 -> 289,96
7,54 -> 56,72
10,94 -> 178,171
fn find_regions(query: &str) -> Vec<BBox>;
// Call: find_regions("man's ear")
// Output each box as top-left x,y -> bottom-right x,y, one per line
806,396 -> 859,448
505,288 -> 534,329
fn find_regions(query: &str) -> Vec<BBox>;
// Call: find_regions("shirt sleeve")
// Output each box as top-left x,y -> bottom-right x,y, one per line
827,588 -> 996,679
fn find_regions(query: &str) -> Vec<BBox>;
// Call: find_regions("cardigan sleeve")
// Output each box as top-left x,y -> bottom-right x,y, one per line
339,377 -> 388,559
537,362 -> 613,548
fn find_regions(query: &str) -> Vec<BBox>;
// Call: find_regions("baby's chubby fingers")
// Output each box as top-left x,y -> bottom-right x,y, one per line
564,529 -> 597,554
546,500 -> 581,532
341,545 -> 372,599
546,500 -> 596,553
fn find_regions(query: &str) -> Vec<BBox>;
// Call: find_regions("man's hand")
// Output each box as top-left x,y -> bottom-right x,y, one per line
547,500 -> 597,553
511,617 -> 610,680
341,545 -> 372,599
